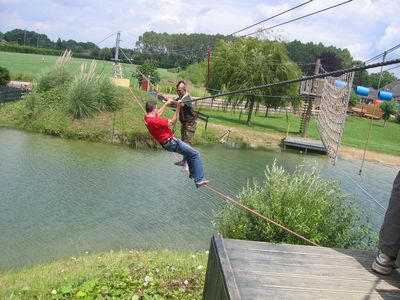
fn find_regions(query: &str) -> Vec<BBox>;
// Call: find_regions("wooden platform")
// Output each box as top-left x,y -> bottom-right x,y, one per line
282,137 -> 327,154
203,235 -> 400,300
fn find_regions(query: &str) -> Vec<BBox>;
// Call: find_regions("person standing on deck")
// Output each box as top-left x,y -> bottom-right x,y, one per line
159,81 -> 197,173
371,171 -> 400,275
144,100 -> 209,188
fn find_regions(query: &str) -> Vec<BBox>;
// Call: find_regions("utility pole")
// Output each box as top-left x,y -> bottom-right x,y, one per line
23,29 -> 26,46
112,31 -> 123,78
36,29 -> 39,48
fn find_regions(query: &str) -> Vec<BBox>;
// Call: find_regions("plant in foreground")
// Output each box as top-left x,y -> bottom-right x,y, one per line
215,160 -> 377,250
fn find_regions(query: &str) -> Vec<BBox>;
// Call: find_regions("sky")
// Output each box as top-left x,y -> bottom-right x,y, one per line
0,0 -> 399,75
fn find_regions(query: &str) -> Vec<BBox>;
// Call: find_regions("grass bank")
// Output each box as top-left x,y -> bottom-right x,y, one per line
0,249 -> 208,299
0,86 -> 219,148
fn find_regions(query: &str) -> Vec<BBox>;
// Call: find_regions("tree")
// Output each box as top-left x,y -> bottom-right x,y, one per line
285,40 -> 353,75
368,71 -> 397,89
0,66 -> 11,85
135,60 -> 160,87
56,38 -> 63,50
352,60 -> 369,87
207,38 -> 301,125
348,91 -> 359,108
319,50 -> 343,72
380,100 -> 397,127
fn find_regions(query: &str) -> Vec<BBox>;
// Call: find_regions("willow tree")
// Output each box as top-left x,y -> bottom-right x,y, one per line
207,38 -> 301,125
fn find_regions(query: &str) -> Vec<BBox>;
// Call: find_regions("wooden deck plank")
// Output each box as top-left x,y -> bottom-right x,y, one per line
203,236 -> 400,300
233,271 -> 399,293
282,137 -> 327,153
238,285 -> 400,300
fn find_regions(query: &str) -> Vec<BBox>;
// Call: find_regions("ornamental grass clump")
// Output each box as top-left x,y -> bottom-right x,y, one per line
67,61 -> 99,118
35,50 -> 72,92
215,161 -> 377,250
67,61 -> 121,119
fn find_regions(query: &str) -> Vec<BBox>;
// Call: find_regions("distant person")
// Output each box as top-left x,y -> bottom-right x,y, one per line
159,81 -> 197,172
144,100 -> 209,188
371,171 -> 400,275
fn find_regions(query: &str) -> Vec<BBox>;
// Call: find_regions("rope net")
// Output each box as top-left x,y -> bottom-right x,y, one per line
315,72 -> 354,163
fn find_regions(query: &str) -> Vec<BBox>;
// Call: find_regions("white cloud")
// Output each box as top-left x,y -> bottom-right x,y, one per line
1,0 -> 399,76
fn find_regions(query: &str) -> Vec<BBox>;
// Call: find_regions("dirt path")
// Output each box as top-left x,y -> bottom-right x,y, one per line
208,123 -> 400,167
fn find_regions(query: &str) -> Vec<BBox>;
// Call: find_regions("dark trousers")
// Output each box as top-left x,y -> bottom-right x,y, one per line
379,171 -> 400,267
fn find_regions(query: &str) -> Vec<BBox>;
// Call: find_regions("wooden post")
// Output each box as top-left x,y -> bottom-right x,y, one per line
301,57 -> 320,137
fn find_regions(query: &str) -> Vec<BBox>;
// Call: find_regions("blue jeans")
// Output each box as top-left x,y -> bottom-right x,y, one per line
161,137 -> 205,185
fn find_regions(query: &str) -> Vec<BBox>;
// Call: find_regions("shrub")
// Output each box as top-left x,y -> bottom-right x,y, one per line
135,60 -> 160,87
97,76 -> 122,112
11,72 -> 35,82
35,65 -> 71,92
179,61 -> 207,85
215,161 -> 377,250
0,66 -> 11,85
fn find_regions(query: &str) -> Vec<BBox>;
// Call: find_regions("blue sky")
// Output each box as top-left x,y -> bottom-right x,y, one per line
1,0 -> 399,75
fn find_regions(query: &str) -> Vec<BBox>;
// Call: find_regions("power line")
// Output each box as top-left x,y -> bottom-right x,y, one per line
186,58 -> 400,103
242,0 -> 353,37
229,0 -> 313,36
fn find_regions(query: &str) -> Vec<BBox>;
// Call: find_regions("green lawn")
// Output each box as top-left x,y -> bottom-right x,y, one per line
202,108 -> 400,156
0,51 -> 179,81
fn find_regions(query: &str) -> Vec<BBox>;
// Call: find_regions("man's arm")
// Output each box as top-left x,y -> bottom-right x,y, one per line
159,93 -> 179,107
169,100 -> 182,126
157,99 -> 172,116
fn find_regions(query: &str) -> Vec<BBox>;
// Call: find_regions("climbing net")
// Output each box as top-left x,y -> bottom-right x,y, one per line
315,72 -> 354,163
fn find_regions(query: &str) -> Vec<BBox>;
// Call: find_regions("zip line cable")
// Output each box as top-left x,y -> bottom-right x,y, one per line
229,0 -> 313,36
183,58 -> 400,103
242,0 -> 352,37
363,43 -> 400,65
95,32 -> 118,46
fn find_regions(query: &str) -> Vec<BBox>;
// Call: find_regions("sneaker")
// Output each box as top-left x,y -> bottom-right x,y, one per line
196,179 -> 210,188
371,250 -> 396,275
174,160 -> 185,167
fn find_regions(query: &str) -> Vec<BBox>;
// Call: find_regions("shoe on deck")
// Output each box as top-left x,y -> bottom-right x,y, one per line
371,250 -> 396,275
174,160 -> 186,167
196,179 -> 210,188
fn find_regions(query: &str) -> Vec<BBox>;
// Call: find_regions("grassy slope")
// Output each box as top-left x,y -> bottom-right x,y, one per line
0,250 -> 207,299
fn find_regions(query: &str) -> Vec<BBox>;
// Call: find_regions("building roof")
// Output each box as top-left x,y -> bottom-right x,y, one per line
382,80 -> 400,97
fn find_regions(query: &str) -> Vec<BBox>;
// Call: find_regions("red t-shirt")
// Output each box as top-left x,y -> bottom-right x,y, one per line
144,115 -> 173,143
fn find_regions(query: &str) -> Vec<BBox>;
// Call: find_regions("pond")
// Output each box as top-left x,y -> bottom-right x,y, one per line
0,127 -> 397,271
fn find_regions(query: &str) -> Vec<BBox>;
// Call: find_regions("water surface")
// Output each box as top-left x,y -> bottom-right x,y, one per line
0,127 -> 397,271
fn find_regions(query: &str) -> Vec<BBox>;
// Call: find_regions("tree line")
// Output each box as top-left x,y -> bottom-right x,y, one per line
0,29 -> 397,88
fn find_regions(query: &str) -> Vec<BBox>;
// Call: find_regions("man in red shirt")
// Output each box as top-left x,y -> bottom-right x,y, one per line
144,100 -> 209,188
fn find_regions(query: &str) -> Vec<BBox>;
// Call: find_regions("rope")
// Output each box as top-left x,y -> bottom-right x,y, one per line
204,185 -> 320,247
358,52 -> 387,176
184,58 -> 400,104
127,86 -> 146,113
